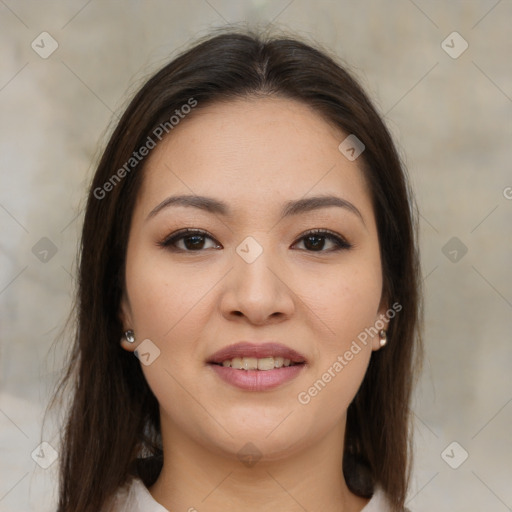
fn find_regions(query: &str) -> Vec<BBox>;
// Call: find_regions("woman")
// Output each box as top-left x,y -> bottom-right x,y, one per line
51,30 -> 422,512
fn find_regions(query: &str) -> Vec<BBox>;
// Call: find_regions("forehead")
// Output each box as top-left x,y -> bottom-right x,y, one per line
137,97 -> 372,217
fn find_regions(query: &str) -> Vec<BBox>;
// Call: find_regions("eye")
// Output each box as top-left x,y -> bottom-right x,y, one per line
159,228 -> 351,253
158,229 -> 222,252
292,229 -> 352,252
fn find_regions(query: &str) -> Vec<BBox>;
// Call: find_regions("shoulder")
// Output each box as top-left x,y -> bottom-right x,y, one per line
108,477 -> 169,512
362,486 -> 411,512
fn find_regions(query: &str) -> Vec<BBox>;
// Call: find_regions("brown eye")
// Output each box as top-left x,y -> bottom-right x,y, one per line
159,229 -> 221,252
182,234 -> 208,250
293,230 -> 352,252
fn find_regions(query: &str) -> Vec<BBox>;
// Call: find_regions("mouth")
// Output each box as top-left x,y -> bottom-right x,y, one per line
207,342 -> 307,391
207,342 -> 307,369
211,356 -> 304,370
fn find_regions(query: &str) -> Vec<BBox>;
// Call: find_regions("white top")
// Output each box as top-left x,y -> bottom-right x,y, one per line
110,477 -> 396,511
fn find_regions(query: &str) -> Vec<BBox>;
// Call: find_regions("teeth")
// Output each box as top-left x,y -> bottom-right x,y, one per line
257,357 -> 274,371
231,357 -> 243,369
219,356 -> 298,370
243,357 -> 258,370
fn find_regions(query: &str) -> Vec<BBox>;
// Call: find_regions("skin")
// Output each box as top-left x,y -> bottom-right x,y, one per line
120,97 -> 388,512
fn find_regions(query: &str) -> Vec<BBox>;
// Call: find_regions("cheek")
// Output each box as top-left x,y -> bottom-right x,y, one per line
292,256 -> 381,406
125,250 -> 217,434
124,247 -> 216,341
124,249 -> 220,410
293,279 -> 378,425
295,258 -> 383,350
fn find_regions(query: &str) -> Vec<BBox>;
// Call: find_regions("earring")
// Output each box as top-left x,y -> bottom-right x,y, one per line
124,330 -> 136,343
379,329 -> 387,347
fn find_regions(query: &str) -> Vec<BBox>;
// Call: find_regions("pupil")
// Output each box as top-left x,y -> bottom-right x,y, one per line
185,235 -> 204,250
305,235 -> 324,251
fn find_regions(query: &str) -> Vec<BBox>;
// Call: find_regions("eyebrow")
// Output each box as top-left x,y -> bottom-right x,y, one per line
146,194 -> 365,225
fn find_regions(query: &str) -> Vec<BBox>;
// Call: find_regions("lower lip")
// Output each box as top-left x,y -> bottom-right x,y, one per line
209,364 -> 305,391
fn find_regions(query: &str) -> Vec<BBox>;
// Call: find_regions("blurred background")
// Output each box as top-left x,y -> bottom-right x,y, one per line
1,1 -> 511,510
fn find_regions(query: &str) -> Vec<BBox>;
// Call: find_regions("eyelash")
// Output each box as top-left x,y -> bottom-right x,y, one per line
158,228 -> 352,253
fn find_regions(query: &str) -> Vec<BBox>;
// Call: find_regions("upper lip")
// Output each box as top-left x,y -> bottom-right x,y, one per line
207,342 -> 307,364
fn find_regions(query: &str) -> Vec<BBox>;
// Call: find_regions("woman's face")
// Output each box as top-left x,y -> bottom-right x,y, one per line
120,97 -> 387,460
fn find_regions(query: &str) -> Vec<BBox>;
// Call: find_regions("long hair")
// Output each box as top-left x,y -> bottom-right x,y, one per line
49,29 -> 422,512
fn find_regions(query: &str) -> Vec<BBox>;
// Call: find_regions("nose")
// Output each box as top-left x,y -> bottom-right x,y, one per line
219,243 -> 296,326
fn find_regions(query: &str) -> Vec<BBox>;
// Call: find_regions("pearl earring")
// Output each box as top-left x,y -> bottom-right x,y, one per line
379,329 -> 387,347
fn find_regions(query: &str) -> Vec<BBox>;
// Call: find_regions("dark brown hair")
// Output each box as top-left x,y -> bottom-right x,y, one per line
49,29 -> 422,512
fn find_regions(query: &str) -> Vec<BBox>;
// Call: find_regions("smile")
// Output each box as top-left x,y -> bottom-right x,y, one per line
213,356 -> 301,370
207,342 -> 307,390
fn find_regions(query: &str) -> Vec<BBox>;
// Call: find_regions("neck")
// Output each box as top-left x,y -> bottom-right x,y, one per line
149,417 -> 369,512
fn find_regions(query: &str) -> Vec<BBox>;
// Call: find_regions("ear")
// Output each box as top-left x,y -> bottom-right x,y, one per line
371,296 -> 390,352
119,293 -> 137,352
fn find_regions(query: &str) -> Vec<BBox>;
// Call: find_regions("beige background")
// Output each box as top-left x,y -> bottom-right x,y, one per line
1,1 -> 511,510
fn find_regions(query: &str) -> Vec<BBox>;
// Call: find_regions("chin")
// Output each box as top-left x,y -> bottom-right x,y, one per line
212,432 -> 308,465
203,413 -> 315,460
